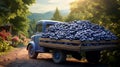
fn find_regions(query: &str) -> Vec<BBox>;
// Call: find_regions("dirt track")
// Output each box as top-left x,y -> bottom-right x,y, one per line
0,47 -> 108,67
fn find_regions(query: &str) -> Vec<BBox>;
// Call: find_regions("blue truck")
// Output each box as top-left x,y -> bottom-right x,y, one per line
27,20 -> 119,63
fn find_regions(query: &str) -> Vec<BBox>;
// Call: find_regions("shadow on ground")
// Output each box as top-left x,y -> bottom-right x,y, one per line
5,57 -> 108,67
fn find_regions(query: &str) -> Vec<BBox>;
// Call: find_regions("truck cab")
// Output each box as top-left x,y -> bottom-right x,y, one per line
27,20 -> 60,59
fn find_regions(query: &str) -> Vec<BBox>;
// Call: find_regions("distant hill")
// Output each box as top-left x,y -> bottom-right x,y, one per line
28,10 -> 70,22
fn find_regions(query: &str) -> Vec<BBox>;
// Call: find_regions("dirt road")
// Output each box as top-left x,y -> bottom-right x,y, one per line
0,47 -> 108,67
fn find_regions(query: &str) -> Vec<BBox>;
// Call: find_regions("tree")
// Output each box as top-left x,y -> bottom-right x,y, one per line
66,0 -> 107,23
28,18 -> 36,37
0,0 -> 35,35
67,0 -> 120,36
51,8 -> 63,21
10,15 -> 29,35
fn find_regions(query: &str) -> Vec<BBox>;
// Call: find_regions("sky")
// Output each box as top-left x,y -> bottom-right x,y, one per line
29,0 -> 75,13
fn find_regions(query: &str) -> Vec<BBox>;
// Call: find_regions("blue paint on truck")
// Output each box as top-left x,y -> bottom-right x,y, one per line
27,20 -> 60,53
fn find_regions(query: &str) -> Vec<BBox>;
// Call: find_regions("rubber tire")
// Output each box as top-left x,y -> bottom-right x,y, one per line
28,45 -> 38,59
86,51 -> 100,63
72,53 -> 82,60
52,50 -> 66,63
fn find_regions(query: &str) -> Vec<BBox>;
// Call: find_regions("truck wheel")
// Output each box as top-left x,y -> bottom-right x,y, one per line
28,45 -> 38,59
72,53 -> 82,60
86,51 -> 100,63
52,50 -> 66,63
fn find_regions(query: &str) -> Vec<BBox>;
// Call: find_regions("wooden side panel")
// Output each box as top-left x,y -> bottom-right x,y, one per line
40,38 -> 81,44
39,42 -> 80,52
39,38 -> 119,51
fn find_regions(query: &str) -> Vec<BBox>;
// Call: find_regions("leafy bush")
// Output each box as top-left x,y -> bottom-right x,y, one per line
19,34 -> 30,45
12,36 -> 20,47
11,34 -> 30,47
0,30 -> 12,52
100,49 -> 120,67
0,30 -> 12,41
0,37 -> 11,52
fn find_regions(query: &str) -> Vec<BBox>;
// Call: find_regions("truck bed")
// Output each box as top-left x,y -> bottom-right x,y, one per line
39,38 -> 119,52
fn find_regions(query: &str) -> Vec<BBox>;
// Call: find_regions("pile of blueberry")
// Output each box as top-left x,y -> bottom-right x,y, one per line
41,20 -> 117,46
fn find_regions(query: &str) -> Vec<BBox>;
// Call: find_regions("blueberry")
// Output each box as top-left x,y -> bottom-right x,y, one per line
41,20 -> 117,46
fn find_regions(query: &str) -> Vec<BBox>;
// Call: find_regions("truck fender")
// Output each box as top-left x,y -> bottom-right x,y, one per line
27,41 -> 36,50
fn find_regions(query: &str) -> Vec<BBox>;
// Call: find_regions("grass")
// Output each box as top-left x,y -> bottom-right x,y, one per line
0,46 -> 14,56
0,43 -> 25,56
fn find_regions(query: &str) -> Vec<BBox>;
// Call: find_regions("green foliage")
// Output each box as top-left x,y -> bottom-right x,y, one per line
11,36 -> 20,47
68,0 -> 118,23
67,0 -> 120,35
0,0 -> 35,36
0,37 -> 11,52
100,50 -> 120,67
28,19 -> 36,37
10,15 -> 29,36
51,8 -> 63,21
